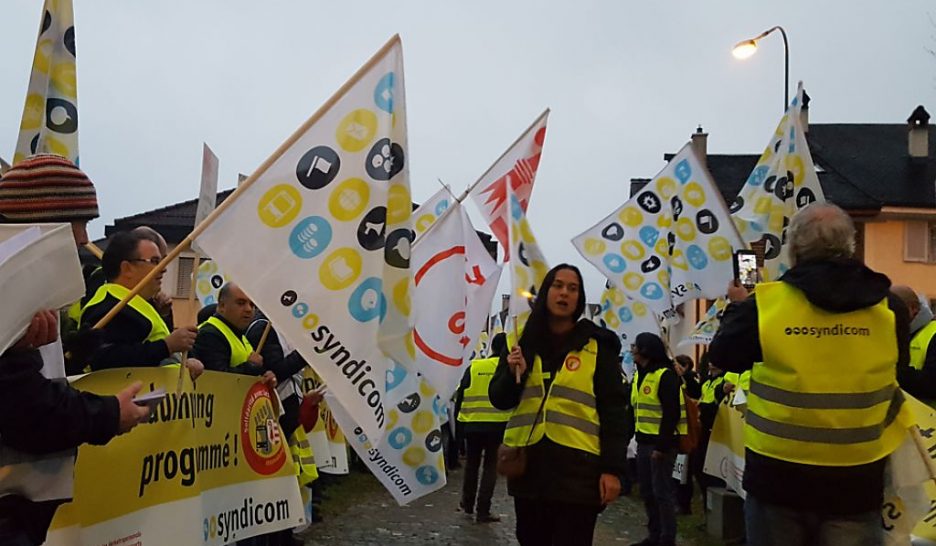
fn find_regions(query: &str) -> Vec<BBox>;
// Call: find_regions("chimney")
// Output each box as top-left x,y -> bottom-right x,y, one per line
691,125 -> 708,169
800,90 -> 810,133
908,105 -> 930,161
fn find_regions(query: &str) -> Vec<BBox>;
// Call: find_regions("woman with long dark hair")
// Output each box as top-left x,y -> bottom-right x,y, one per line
489,264 -> 628,546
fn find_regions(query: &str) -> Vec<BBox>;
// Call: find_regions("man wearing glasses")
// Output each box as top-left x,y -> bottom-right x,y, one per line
79,230 -> 203,377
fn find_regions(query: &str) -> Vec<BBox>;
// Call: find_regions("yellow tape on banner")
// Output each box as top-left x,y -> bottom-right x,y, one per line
48,368 -> 296,530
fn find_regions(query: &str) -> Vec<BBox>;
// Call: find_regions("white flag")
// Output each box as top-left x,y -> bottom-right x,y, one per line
191,143 -> 220,256
413,186 -> 454,236
411,202 -> 501,400
469,110 -> 549,254
506,177 -> 549,326
573,143 -> 744,319
196,36 -> 413,441
595,283 -> 662,350
677,297 -> 728,349
731,82 -> 825,280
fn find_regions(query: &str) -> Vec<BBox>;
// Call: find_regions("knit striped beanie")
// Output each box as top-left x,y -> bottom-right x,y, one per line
0,154 -> 99,223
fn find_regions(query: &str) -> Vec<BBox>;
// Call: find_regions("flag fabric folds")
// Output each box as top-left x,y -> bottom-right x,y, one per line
677,297 -> 729,348
573,143 -> 744,319
191,143 -> 219,256
15,0 -> 80,164
506,178 -> 549,327
468,110 -> 549,253
594,283 -> 662,351
730,82 -> 825,280
195,36 -> 413,442
411,200 -> 501,400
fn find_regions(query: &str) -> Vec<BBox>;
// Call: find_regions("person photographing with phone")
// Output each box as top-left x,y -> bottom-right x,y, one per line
489,264 -> 628,546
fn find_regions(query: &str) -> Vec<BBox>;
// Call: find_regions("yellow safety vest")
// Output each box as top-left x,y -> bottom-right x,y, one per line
701,376 -> 725,404
458,358 -> 511,424
289,427 -> 318,486
198,316 -> 254,369
502,339 -> 602,455
910,321 -> 936,371
80,283 -> 170,342
749,281 -> 912,467
631,368 -> 688,436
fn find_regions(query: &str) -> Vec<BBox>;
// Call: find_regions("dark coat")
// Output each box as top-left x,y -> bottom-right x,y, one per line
0,347 -> 120,543
192,315 -> 263,376
488,320 -> 627,507
79,290 -> 171,370
708,258 -> 910,515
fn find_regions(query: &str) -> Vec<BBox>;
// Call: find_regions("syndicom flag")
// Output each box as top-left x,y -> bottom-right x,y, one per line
594,283 -> 661,380
412,186 -> 454,237
573,143 -> 744,319
730,82 -> 825,280
506,176 -> 549,327
195,36 -> 413,442
676,297 -> 728,349
468,109 -> 549,254
411,200 -> 501,400
15,0 -> 80,164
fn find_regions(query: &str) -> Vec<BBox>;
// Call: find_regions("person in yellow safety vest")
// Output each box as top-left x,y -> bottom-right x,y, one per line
709,203 -> 914,546
893,285 -> 936,405
455,332 -> 511,523
0,154 -> 154,546
192,283 -> 275,385
694,352 -> 728,498
489,264 -> 628,546
79,230 -> 203,378
629,333 -> 685,546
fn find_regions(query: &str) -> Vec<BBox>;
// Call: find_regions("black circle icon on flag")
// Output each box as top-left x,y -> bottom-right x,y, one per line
296,146 -> 341,190
637,191 -> 662,214
729,197 -> 744,213
763,233 -> 782,260
398,393 -> 421,413
774,176 -> 793,201
425,430 -> 443,452
671,196 -> 684,221
210,275 -> 224,289
641,255 -> 662,273
365,138 -> 405,181
518,241 -> 530,267
280,290 -> 298,307
357,207 -> 388,250
601,222 -> 625,241
796,187 -> 816,208
64,26 -> 76,57
46,99 -> 78,134
696,209 -> 719,234
384,228 -> 414,269
41,11 -> 52,34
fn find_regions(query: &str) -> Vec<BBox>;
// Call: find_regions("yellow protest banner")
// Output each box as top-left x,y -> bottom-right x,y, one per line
300,367 -> 349,474
45,368 -> 303,545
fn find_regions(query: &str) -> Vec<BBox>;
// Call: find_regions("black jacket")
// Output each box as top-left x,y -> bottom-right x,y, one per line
708,259 -> 910,515
0,347 -> 120,543
192,315 -> 264,376
80,291 -> 171,370
489,320 -> 627,506
631,361 -> 681,451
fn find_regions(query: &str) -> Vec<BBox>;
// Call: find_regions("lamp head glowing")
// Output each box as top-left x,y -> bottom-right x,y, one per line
520,290 -> 534,300
732,40 -> 758,60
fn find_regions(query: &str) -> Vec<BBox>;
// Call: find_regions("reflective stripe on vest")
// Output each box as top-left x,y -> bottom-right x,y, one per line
910,321 -> 936,371
631,368 -> 688,435
749,281 -> 912,466
458,358 -> 511,423
80,283 -> 170,343
502,339 -> 601,455
199,316 -> 254,369
289,427 -> 318,486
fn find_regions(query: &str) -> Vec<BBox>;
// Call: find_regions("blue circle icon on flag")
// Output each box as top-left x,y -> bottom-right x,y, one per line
289,216 -> 332,259
374,72 -> 396,113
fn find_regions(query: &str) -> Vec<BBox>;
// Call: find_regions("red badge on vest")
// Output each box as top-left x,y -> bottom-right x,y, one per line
643,386 -> 651,395
565,355 -> 581,371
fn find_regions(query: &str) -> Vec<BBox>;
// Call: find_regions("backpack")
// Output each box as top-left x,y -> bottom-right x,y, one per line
678,386 -> 702,454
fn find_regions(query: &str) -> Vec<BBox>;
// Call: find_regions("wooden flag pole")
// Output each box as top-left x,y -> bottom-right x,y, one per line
92,34 -> 403,331
84,242 -> 104,260
176,253 -> 203,393
457,108 -> 550,202
255,321 -> 273,353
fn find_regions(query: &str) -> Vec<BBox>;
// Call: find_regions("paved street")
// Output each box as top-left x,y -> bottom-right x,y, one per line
301,468 -> 719,545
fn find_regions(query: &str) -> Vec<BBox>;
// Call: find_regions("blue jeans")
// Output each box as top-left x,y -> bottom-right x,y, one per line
745,494 -> 882,546
636,443 -> 677,545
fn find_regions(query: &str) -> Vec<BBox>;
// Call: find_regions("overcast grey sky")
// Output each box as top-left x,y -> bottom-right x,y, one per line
2,0 -> 934,297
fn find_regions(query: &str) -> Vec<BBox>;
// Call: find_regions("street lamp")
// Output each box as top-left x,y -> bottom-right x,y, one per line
732,26 -> 789,112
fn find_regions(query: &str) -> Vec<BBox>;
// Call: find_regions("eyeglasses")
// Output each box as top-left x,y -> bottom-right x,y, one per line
129,257 -> 162,266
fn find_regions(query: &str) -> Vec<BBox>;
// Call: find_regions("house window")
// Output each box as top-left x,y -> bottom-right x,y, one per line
176,256 -> 195,298
904,221 -> 936,263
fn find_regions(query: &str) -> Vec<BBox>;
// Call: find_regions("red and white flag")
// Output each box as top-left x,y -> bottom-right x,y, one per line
468,109 -> 549,256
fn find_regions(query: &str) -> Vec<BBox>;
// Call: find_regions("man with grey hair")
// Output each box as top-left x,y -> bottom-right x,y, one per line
709,203 -> 911,546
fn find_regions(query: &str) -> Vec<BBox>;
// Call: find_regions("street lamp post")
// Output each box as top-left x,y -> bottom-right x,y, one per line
732,26 -> 789,112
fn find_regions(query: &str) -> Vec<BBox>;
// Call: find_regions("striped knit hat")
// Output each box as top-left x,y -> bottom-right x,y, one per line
0,154 -> 99,223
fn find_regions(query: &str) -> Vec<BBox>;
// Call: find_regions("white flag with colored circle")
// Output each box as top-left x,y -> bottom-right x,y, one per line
573,143 -> 743,319
413,187 -> 454,237
469,110 -> 549,254
507,178 -> 549,327
194,259 -> 228,307
196,36 -> 413,442
730,82 -> 825,280
15,0 -> 80,164
677,297 -> 729,348
595,283 -> 662,352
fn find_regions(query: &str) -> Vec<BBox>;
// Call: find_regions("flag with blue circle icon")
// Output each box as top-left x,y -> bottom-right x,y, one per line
15,0 -> 80,164
677,297 -> 728,348
573,143 -> 743,319
730,82 -> 825,280
196,36 -> 414,443
507,177 -> 550,328
593,283 -> 662,359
